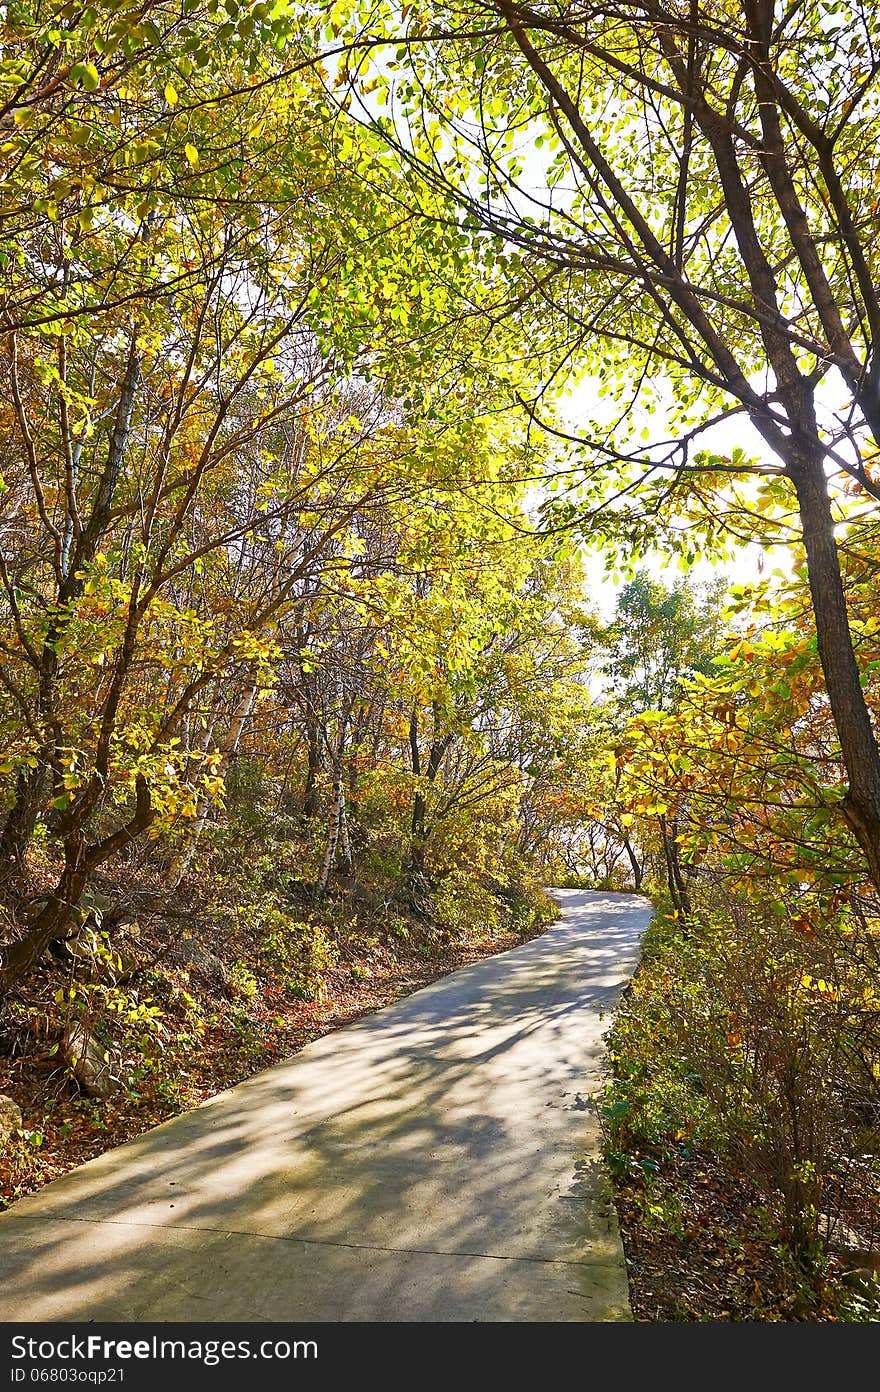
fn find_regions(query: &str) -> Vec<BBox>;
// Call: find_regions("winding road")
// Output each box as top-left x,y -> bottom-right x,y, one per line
0,889 -> 651,1322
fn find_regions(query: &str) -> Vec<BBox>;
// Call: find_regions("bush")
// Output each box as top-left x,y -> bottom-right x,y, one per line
507,881 -> 560,932
257,905 -> 338,1000
427,872 -> 503,940
606,895 -> 880,1271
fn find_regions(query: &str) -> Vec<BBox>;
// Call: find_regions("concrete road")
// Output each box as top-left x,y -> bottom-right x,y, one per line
0,890 -> 651,1322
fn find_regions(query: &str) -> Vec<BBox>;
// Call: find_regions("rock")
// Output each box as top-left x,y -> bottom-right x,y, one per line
102,927 -> 143,984
61,924 -> 99,967
177,934 -> 227,986
335,875 -> 385,910
841,1265 -> 880,1295
84,892 -> 113,916
61,922 -> 142,984
109,945 -> 141,984
0,1095 -> 22,1147
64,1024 -> 122,1098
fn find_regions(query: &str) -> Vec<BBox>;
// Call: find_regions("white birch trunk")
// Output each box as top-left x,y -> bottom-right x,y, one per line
315,762 -> 345,900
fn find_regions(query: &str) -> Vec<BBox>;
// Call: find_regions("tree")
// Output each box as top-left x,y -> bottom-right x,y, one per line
603,569 -> 726,714
0,3 -> 530,997
601,569 -> 727,908
339,0 -> 880,889
620,562 -> 878,905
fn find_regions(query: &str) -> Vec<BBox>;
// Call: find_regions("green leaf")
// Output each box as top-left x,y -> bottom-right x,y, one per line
70,61 -> 100,92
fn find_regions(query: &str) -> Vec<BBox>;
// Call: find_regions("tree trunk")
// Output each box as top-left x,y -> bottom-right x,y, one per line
406,707 -> 427,896
300,719 -> 322,822
0,776 -> 153,1000
790,450 -> 880,890
659,813 -> 691,920
0,765 -> 47,881
0,336 -> 142,883
0,860 -> 89,998
405,705 -> 452,903
315,762 -> 345,901
337,796 -> 354,876
410,789 -> 428,855
621,830 -> 644,891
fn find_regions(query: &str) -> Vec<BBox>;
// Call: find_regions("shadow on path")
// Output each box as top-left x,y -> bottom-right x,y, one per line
0,890 -> 651,1322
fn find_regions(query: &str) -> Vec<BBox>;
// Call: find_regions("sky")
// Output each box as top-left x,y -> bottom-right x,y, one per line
554,372 -> 794,621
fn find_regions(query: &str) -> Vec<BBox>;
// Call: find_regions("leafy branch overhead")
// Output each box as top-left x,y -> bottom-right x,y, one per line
1,0 -> 880,1315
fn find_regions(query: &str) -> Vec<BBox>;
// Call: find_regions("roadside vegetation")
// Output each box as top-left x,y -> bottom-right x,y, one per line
581,573 -> 880,1319
2,0 -> 880,1322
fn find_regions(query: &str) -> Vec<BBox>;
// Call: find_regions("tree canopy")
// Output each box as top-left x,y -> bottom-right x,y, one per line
2,0 -> 880,1311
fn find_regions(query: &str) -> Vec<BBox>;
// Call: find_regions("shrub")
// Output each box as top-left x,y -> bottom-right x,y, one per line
257,905 -> 338,1000
606,895 -> 880,1271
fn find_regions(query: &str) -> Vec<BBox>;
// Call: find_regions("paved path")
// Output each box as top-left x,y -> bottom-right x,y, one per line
0,890 -> 650,1322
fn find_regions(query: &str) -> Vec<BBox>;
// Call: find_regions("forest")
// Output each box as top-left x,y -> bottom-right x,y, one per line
1,0 -> 880,1322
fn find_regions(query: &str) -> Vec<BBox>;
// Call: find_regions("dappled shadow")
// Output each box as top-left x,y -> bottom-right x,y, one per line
0,892 -> 650,1322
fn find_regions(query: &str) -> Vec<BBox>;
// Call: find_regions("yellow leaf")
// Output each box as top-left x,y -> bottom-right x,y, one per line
184,143 -> 199,167
164,84 -> 179,106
